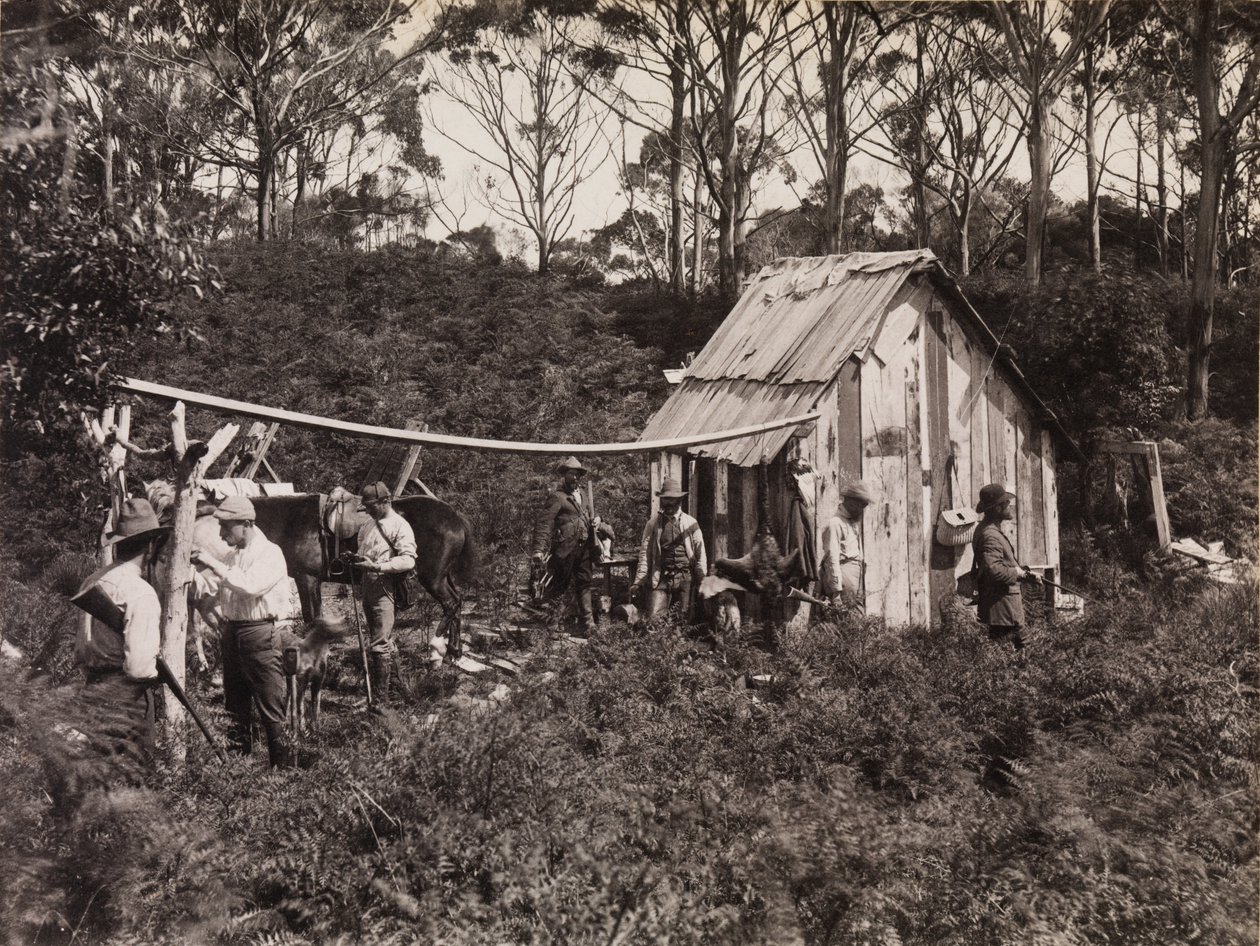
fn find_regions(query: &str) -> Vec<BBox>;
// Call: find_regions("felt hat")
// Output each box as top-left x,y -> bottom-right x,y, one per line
976,483 -> 1016,514
842,480 -> 874,504
555,456 -> 586,474
213,495 -> 257,521
361,481 -> 392,503
106,498 -> 169,544
657,477 -> 688,499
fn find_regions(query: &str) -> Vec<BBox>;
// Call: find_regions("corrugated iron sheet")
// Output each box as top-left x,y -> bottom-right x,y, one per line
643,251 -> 933,466
688,250 -> 933,384
640,378 -> 826,466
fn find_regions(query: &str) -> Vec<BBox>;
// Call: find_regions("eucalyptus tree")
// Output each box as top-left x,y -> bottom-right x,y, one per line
680,0 -> 805,302
1160,0 -> 1260,419
590,0 -> 697,294
151,0 -> 441,240
862,8 -> 1022,273
434,0 -> 616,275
783,1 -> 898,253
983,0 -> 1112,284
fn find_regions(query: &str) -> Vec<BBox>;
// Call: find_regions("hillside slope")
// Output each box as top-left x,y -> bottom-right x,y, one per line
132,243 -> 669,553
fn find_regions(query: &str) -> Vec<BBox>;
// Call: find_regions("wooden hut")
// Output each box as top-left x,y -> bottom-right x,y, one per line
640,250 -> 1082,626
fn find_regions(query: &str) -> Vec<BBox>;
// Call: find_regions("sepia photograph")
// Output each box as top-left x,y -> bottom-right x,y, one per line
1,0 -> 1257,942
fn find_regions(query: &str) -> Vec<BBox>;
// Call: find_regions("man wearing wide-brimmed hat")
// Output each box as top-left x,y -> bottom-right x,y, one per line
191,495 -> 292,766
633,478 -> 707,621
349,481 -> 417,707
531,456 -> 597,635
73,497 -> 169,760
972,483 -> 1039,650
820,480 -> 873,613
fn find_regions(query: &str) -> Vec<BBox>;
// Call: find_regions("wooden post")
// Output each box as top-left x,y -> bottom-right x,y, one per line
158,402 -> 237,759
240,422 -> 279,480
1097,439 -> 1172,548
393,424 -> 427,497
82,404 -> 131,641
1145,442 -> 1172,548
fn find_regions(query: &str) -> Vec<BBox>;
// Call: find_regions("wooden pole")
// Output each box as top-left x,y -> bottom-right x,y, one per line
116,377 -> 822,456
157,402 -> 237,760
393,423 -> 427,497
241,422 -> 279,480
82,404 -> 131,643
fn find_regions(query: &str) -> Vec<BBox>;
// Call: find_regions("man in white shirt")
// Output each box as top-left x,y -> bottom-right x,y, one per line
633,478 -> 708,621
820,480 -> 873,614
350,481 -> 417,707
191,495 -> 292,767
74,498 -> 167,762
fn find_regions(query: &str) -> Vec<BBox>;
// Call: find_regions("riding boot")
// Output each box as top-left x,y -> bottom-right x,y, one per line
264,721 -> 293,768
576,588 -> 597,636
369,655 -> 393,710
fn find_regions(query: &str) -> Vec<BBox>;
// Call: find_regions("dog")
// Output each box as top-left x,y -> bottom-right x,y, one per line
284,617 -> 346,734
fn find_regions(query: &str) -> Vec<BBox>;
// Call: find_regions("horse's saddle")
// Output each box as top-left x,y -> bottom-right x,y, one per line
322,486 -> 362,541
318,487 -> 368,580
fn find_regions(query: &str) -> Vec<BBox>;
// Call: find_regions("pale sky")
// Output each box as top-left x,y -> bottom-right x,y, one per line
387,3 -> 1169,252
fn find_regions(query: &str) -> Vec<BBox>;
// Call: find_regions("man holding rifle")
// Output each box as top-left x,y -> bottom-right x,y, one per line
973,483 -> 1041,651
191,496 -> 292,767
73,498 -> 168,762
531,456 -> 597,636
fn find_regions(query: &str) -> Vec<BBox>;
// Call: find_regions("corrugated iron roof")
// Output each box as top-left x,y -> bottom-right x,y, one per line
640,378 -> 825,466
641,249 -> 1082,466
687,249 -> 933,384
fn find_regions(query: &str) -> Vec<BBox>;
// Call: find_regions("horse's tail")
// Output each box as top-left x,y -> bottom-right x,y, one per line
451,512 -> 480,590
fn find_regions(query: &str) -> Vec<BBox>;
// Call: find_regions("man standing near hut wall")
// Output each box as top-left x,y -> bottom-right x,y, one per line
531,456 -> 597,635
190,496 -> 292,767
972,483 -> 1040,650
350,481 -> 417,708
633,478 -> 707,621
820,480 -> 873,614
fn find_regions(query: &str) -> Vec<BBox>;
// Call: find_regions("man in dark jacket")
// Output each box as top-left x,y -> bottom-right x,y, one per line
972,483 -> 1040,650
531,456 -> 596,635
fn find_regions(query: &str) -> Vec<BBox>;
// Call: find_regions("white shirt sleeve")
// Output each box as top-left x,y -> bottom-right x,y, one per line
221,540 -> 288,598
122,582 -> 162,680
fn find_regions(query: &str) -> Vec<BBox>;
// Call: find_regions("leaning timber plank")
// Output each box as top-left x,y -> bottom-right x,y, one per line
241,422 -> 279,480
117,377 -> 820,456
1097,440 -> 1158,456
1146,443 -> 1172,549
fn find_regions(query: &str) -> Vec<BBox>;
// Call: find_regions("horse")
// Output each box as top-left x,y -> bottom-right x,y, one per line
147,483 -> 478,658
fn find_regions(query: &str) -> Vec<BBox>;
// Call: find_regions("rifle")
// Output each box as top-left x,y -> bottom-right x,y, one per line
1022,567 -> 1092,602
70,582 -> 227,762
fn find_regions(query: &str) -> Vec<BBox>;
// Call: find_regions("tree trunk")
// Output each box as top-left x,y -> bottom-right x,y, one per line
102,125 -> 115,213
1155,105 -> 1170,276
958,195 -> 972,277
1134,109 -> 1144,267
1084,44 -> 1101,273
691,164 -> 704,297
668,0 -> 687,294
1180,159 -> 1190,281
1024,97 -> 1053,284
1187,0 -> 1224,420
912,21 -> 930,249
822,3 -> 850,254
293,143 -> 307,240
256,153 -> 272,242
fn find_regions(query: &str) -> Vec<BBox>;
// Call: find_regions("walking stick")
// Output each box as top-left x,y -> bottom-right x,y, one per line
346,566 -> 374,707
